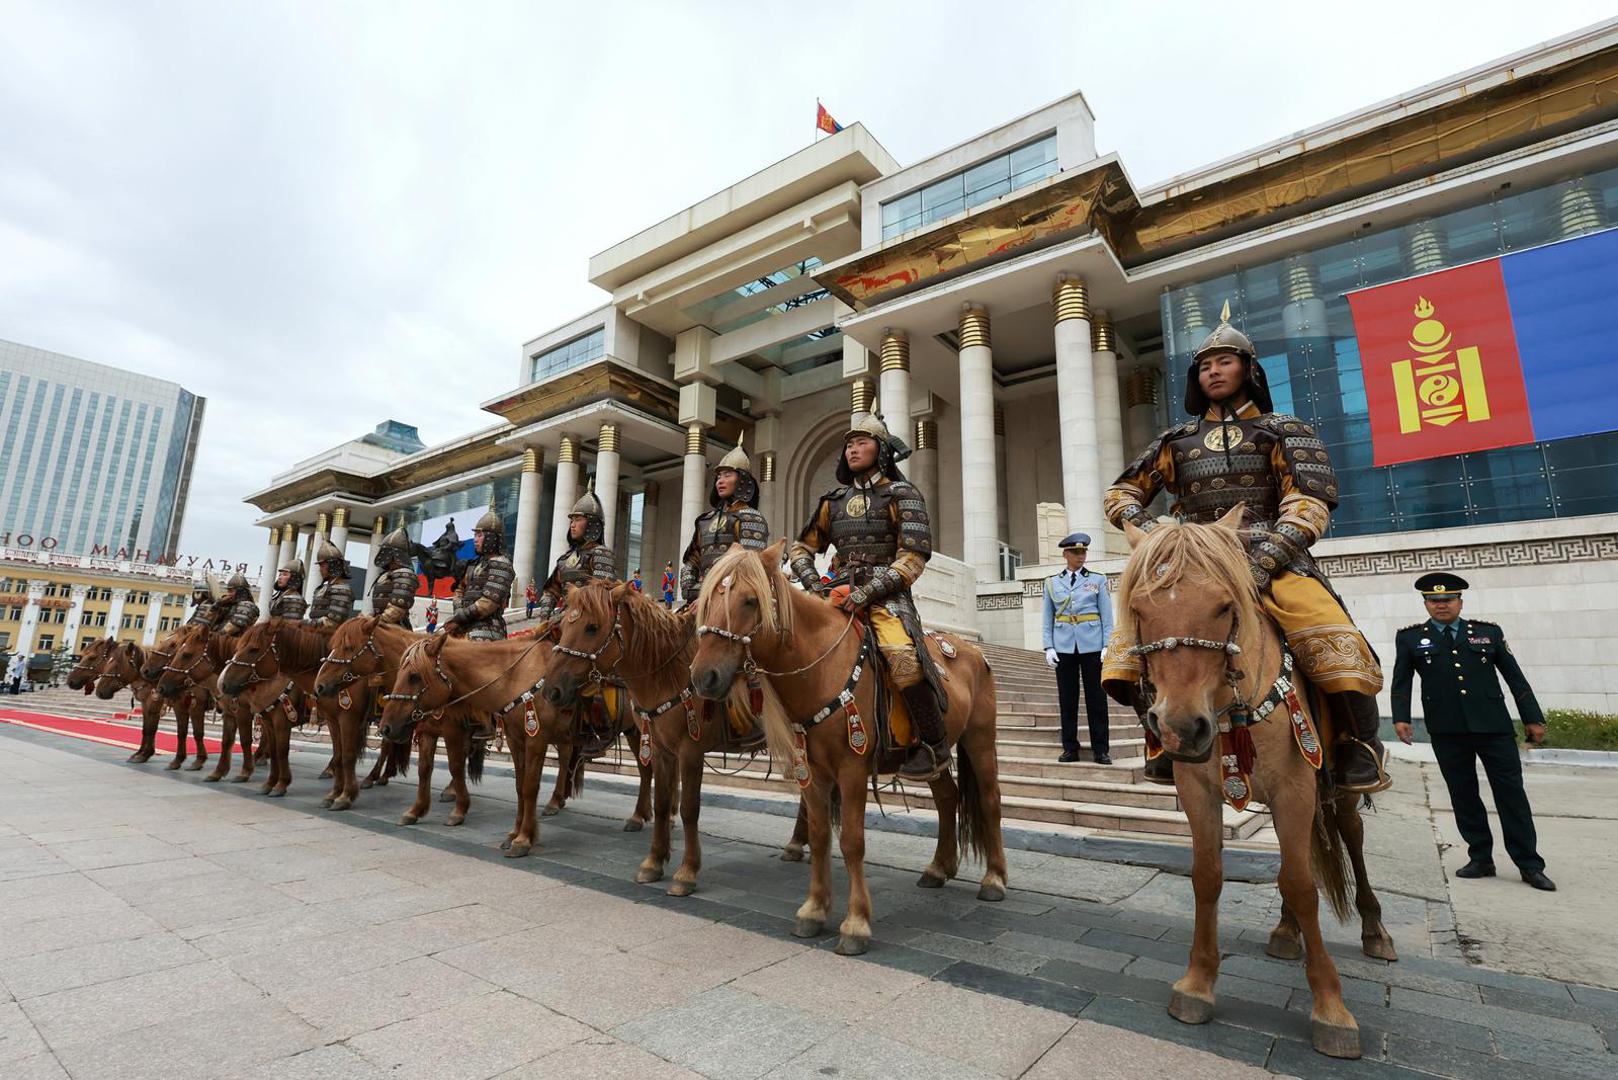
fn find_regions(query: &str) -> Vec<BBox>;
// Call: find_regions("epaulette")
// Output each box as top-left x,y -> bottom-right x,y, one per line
1171,420 -> 1199,437
1398,622 -> 1426,633
1466,619 -> 1501,629
1252,413 -> 1314,435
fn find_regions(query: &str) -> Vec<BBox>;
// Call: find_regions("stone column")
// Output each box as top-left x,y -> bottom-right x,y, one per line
303,512 -> 328,605
16,581 -> 46,655
1125,367 -> 1162,458
329,507 -> 350,562
512,447 -> 544,595
613,489 -> 632,575
994,402 -> 1009,552
910,418 -> 940,521
107,587 -> 130,640
1091,311 -> 1126,553
547,435 -> 580,580
757,453 -> 778,542
596,422 -> 622,555
142,590 -> 164,644
850,377 -> 875,419
957,303 -> 1000,582
879,330 -> 910,433
257,525 -> 280,621
64,584 -> 89,653
678,423 -> 707,601
366,516 -> 385,573
638,481 -> 660,579
278,523 -> 298,573
1053,274 -> 1103,543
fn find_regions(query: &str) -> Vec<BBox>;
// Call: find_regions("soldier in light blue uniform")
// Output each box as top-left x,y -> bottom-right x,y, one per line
1042,532 -> 1114,764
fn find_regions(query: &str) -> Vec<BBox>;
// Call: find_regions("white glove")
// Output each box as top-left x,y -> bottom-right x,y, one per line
1044,648 -> 1059,669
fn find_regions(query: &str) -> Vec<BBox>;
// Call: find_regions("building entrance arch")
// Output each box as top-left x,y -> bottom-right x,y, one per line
783,410 -> 852,541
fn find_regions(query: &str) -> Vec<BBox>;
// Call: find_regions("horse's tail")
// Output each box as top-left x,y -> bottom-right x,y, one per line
467,737 -> 487,785
386,735 -> 411,777
956,739 -> 990,867
565,745 -> 589,798
1311,782 -> 1353,922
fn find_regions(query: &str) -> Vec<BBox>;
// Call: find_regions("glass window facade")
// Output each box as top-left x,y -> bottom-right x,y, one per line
529,327 -> 605,382
881,134 -> 1059,240
1158,168 -> 1618,538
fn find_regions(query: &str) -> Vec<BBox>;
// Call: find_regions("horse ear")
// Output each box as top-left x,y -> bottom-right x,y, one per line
1124,520 -> 1148,550
611,581 -> 631,601
426,633 -> 448,658
1214,503 -> 1246,533
762,538 -> 787,567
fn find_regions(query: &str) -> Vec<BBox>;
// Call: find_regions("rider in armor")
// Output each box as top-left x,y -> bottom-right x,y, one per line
186,577 -> 219,626
370,526 -> 419,627
443,507 -> 515,641
534,489 -> 615,624
681,435 -> 769,602
307,539 -> 355,629
1101,304 -> 1390,794
788,412 -> 948,781
214,572 -> 259,636
268,558 -> 308,619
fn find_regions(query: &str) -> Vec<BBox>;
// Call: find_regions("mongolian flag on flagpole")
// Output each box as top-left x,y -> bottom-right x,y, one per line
816,101 -> 842,136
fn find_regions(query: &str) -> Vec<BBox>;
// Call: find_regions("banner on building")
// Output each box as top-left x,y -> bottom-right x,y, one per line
413,511 -> 475,598
1347,227 -> 1618,466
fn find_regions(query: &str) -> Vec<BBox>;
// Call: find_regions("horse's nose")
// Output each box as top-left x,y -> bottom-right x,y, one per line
314,682 -> 335,699
693,667 -> 724,700
541,683 -> 564,706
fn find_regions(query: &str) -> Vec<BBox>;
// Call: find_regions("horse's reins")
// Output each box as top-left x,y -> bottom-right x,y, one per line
385,634 -> 547,726
321,622 -> 387,688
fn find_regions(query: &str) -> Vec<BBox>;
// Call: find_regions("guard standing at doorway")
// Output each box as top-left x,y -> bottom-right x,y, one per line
1391,572 -> 1555,891
1043,532 -> 1114,764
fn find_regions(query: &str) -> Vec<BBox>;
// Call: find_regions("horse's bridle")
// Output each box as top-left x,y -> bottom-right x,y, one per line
385,635 -> 546,727
1127,609 -> 1260,721
320,622 -> 386,688
222,635 -> 281,690
550,610 -> 626,687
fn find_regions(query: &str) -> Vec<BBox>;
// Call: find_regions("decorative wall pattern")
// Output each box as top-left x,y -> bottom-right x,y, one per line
976,592 -> 1024,611
1316,533 -> 1618,577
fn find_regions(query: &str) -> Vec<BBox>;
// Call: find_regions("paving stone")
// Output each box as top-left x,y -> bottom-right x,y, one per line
1492,1030 -> 1618,1080
16,958 -> 268,1047
934,960 -> 1094,1018
0,931 -> 205,999
1389,986 -> 1607,1049
509,945 -> 729,1031
6,1052 -> 70,1080
49,1001 -> 322,1080
1567,983 -> 1618,1014
761,1025 -> 1002,1080
858,978 -> 1074,1077
1265,1035 -> 1437,1078
1282,976 -> 1389,1011
0,906 -> 168,961
495,1033 -> 707,1079
901,929 -> 1047,974
993,929 -> 1134,972
277,955 -> 498,1041
634,919 -> 806,980
611,985 -> 842,1080
347,990 -> 591,1080
1021,1015 -> 1273,1079
236,1043 -> 389,1079
1031,957 -> 1175,1007
1122,956 -> 1293,1009
1075,994 -> 1273,1067
1384,1033 -> 1568,1080
0,1000 -> 48,1065
1479,983 -> 1618,1027
1079,926 -> 1192,965
731,948 -> 924,1023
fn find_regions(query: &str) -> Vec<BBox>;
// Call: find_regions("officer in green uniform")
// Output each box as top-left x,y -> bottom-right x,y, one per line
1390,573 -> 1554,891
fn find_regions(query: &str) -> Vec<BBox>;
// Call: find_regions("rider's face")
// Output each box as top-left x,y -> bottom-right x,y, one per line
1198,351 -> 1246,405
473,530 -> 487,554
275,570 -> 290,588
715,468 -> 737,499
568,515 -> 586,541
845,435 -> 878,474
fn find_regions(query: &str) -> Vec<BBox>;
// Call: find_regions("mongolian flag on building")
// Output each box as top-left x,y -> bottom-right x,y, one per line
1347,227 -> 1618,467
816,102 -> 842,136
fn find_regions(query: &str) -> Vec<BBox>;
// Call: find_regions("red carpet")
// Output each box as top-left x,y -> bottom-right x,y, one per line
0,708 -> 223,755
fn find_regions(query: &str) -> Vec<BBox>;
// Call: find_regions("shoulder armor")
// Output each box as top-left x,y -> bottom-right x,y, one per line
818,486 -> 846,503
1253,413 -> 1316,436
885,479 -> 921,499
1170,420 -> 1200,437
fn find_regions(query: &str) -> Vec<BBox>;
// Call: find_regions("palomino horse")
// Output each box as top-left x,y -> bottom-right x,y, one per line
689,541 -> 1008,956
86,638 -> 211,770
1118,507 -> 1394,1060
151,624 -> 256,784
547,580 -> 809,894
217,619 -> 336,798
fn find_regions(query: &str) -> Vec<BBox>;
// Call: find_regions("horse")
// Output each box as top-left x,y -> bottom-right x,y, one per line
1116,506 -> 1394,1060
151,623 -> 256,784
546,579 -> 811,895
688,540 -> 1008,957
88,637 -> 211,771
217,619 -> 338,798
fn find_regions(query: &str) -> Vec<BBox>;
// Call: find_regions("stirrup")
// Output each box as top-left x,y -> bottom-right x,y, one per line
1333,736 -> 1392,795
898,741 -> 950,782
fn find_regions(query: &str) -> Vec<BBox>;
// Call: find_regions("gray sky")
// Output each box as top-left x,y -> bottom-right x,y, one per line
2,0 -> 1610,567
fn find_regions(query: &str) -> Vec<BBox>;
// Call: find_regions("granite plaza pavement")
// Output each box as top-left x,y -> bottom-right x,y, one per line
1,720 -> 1616,1080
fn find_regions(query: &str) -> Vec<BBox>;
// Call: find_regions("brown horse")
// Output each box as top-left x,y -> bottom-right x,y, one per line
152,624 -> 256,783
547,580 -> 809,894
87,634 -> 211,770
218,619 -> 336,798
309,616 -> 419,806
689,540 -> 1008,956
1117,507 -> 1394,1060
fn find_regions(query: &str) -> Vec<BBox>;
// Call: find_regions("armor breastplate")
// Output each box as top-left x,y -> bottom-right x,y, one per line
697,509 -> 742,578
828,484 -> 898,588
1167,419 -> 1281,526
555,543 -> 601,587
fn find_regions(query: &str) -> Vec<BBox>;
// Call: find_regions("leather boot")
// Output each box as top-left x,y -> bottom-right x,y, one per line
1334,692 -> 1391,794
1143,753 -> 1175,785
898,684 -> 950,781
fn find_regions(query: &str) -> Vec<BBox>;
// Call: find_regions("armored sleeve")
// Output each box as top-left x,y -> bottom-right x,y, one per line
224,600 -> 258,635
187,602 -> 215,627
680,516 -> 705,594
588,543 -> 616,581
1104,429 -> 1177,533
786,495 -> 835,594
1250,416 -> 1338,586
455,556 -> 515,624
857,481 -> 932,607
736,506 -> 770,551
315,580 -> 354,628
376,567 -> 417,624
537,557 -> 565,619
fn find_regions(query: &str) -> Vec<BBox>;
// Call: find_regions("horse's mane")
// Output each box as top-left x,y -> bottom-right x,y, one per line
695,544 -> 794,643
266,617 -> 334,671
1116,520 -> 1264,668
205,630 -> 236,668
573,581 -> 692,672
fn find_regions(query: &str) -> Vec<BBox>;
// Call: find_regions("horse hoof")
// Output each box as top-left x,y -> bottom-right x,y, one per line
184,761 -> 204,772
1311,1020 -> 1362,1059
977,882 -> 1006,903
916,871 -> 947,889
397,814 -> 419,826
1266,933 -> 1303,961
836,934 -> 870,956
203,774 -> 223,784
1168,990 -> 1215,1026
792,917 -> 825,939
361,778 -> 376,789
667,880 -> 695,898
438,790 -> 455,803
503,842 -> 531,859
622,818 -> 644,833
319,797 -> 334,809
165,760 -> 183,771
268,788 -> 286,799
374,777 -> 389,787
635,867 -> 663,884
541,804 -> 561,818
330,797 -> 352,812
229,775 -> 248,784
1362,936 -> 1399,962
780,847 -> 804,863
445,813 -> 465,827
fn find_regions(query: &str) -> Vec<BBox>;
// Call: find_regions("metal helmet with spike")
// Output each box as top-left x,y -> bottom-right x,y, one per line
837,411 -> 911,484
566,487 -> 605,545
711,431 -> 759,508
378,526 -> 413,569
315,538 -> 347,577
277,556 -> 306,588
225,571 -> 251,594
472,505 -> 506,555
1184,300 -> 1274,415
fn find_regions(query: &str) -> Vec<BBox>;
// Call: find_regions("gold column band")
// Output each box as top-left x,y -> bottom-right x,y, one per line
958,305 -> 990,349
372,515 -> 385,535
557,434 -> 579,464
879,331 -> 910,373
1091,310 -> 1116,353
521,447 -> 540,472
850,378 -> 875,415
914,419 -> 937,451
686,423 -> 706,456
268,526 -> 280,544
1125,368 -> 1161,408
1053,276 -> 1090,323
281,523 -> 299,544
1284,258 -> 1319,304
315,512 -> 329,536
760,451 -> 776,482
598,422 -> 619,453
332,507 -> 348,529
